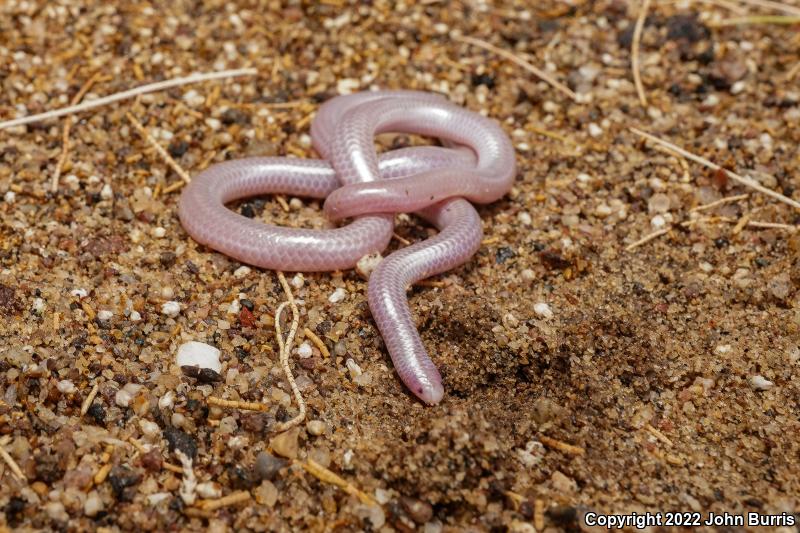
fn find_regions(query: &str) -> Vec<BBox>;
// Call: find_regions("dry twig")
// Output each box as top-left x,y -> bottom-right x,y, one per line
207,396 -> 269,412
0,436 -> 25,482
51,72 -> 104,192
645,423 -> 674,447
691,194 -> 749,212
0,68 -> 258,130
625,228 -> 670,251
297,458 -> 377,506
630,128 -> 800,211
710,14 -> 800,25
303,327 -> 331,357
538,435 -> 586,456
197,490 -> 252,511
80,382 -> 100,416
733,0 -> 800,16
454,35 -> 580,102
126,112 -> 192,185
632,0 -> 652,107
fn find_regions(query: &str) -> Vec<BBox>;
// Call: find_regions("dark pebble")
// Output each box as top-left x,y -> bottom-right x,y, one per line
4,496 -> 25,525
164,426 -> 198,459
665,14 -> 709,43
495,247 -> 515,264
139,449 -> 163,472
181,365 -> 222,383
255,451 -> 287,480
221,108 -> 251,125
160,252 -> 177,268
108,466 -> 141,500
168,140 -> 189,158
87,402 -> 106,424
227,465 -> 258,490
471,73 -> 495,89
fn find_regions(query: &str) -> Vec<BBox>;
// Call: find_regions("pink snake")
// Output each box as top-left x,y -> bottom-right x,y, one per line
178,91 -> 516,404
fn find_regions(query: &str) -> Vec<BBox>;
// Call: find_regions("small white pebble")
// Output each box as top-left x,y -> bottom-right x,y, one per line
161,286 -> 174,299
521,269 -> 536,281
329,287 -> 347,303
32,298 -> 45,313
337,78 -> 360,95
233,266 -> 251,278
297,342 -> 313,359
196,482 -> 222,499
100,183 -> 113,200
139,419 -> 161,439
151,227 -> 166,238
227,300 -> 241,314
577,173 -> 591,183
205,117 -> 222,130
71,288 -> 88,299
298,133 -> 312,147
534,302 -> 554,319
651,215 -> 667,229
289,198 -> 303,210
306,420 -> 326,436
517,212 -> 532,226
699,262 -> 713,273
159,391 -> 175,410
56,380 -> 76,394
130,310 -> 142,322
715,344 -> 732,355
4,191 -> 16,203
291,274 -> 304,289
595,204 -> 613,218
97,310 -> 113,321
356,253 -> 383,280
750,375 -> 774,391
115,383 -> 143,408
161,301 -> 181,317
702,94 -> 719,107
346,358 -> 363,378
177,341 -> 222,373
147,493 -> 171,506
587,123 -> 603,137
730,81 -> 746,95
84,491 -> 104,517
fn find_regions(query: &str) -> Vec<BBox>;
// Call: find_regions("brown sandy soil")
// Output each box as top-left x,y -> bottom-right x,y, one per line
0,0 -> 799,531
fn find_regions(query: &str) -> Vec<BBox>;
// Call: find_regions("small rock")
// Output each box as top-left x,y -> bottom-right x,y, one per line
129,310 -> 142,322
115,383 -> 143,408
551,470 -> 577,493
297,342 -> 313,358
159,391 -> 175,409
269,428 -> 299,459
587,123 -> 602,137
648,193 -> 671,213
161,301 -> 181,317
233,266 -> 251,278
750,375 -> 774,391
356,253 -> 383,280
195,481 -> 222,499
56,380 -> 76,394
337,78 -> 360,94
291,274 -> 304,288
346,358 -> 362,378
306,420 -> 326,436
139,419 -> 161,440
176,341 -> 222,374
100,183 -> 113,200
355,504 -> 386,529
254,480 -> 278,507
97,309 -> 113,321
534,302 -> 553,319
255,451 -> 287,480
151,227 -> 166,238
328,287 -> 347,303
402,497 -> 434,524
84,491 -> 104,517
164,426 -> 198,459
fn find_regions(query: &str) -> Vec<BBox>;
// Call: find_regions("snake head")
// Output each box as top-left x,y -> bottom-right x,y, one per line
416,381 -> 444,405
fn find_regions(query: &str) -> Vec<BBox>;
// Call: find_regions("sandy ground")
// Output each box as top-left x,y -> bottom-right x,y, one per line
0,0 -> 799,531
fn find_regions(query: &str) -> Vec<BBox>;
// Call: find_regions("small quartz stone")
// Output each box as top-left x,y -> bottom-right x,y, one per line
161,301 -> 181,317
306,420 -> 326,436
177,341 -> 222,374
534,302 -> 554,319
750,375 -> 774,391
328,288 -> 347,303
